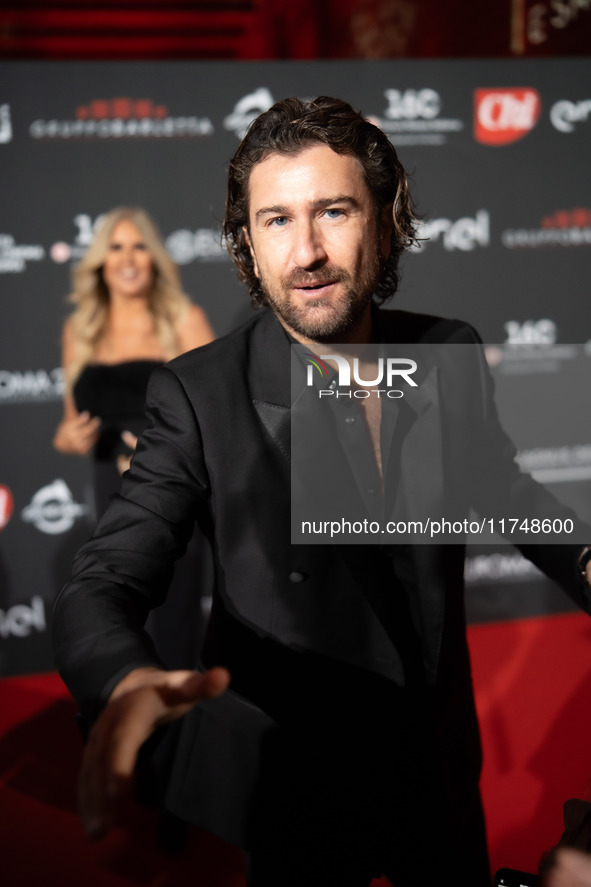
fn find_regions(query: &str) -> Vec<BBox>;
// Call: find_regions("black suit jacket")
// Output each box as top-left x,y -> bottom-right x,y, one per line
53,307 -> 591,854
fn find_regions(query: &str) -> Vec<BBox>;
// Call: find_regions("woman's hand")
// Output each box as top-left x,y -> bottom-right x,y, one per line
53,410 -> 101,455
117,430 -> 138,475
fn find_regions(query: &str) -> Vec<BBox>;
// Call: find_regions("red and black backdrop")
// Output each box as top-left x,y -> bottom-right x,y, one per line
0,58 -> 590,875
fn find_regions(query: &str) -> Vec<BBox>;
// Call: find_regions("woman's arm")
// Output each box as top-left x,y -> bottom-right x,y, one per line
53,318 -> 101,455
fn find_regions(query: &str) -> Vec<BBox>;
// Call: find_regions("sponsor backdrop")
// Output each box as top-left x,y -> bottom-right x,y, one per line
0,59 -> 590,676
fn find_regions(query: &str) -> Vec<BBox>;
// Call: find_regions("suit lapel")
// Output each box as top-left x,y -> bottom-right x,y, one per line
250,311 -> 369,516
249,309 -> 292,461
395,365 -> 445,525
372,314 -> 448,683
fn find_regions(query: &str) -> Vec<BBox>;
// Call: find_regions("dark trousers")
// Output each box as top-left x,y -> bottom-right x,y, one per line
243,788 -> 491,886
199,609 -> 492,887
240,698 -> 491,887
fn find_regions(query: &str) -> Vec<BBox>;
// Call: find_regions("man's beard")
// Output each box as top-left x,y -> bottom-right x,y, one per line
260,255 -> 382,342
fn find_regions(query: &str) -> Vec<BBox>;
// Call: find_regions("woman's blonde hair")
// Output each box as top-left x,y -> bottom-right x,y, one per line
65,207 -> 191,388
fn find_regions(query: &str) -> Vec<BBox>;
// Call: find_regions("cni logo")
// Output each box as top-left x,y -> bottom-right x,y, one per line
474,88 -> 541,145
0,484 -> 14,530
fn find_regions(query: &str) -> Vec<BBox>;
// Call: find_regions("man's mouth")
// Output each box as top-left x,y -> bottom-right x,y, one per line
294,280 -> 336,291
284,267 -> 349,297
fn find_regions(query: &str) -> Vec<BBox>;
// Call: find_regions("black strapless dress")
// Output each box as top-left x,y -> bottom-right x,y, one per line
74,359 -> 209,669
74,360 -> 161,518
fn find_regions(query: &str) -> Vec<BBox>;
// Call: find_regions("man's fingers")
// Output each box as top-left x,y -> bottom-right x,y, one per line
78,689 -> 167,839
79,721 -> 127,839
162,666 -> 230,702
201,665 -> 232,695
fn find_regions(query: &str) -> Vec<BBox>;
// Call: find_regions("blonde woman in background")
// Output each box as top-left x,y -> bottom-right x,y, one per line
54,207 -> 215,675
54,207 -> 214,513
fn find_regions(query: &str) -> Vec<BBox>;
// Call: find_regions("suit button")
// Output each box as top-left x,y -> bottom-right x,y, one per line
289,571 -> 307,583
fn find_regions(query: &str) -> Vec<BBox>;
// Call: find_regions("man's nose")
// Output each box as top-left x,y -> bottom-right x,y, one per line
292,220 -> 327,268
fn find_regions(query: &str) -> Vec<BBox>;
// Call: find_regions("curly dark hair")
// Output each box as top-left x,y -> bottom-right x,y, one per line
223,95 -> 419,308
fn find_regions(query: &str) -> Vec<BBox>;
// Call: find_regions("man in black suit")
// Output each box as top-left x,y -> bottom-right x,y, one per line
53,96 -> 591,887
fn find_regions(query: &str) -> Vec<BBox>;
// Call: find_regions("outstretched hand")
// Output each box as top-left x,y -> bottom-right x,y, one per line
79,665 -> 230,840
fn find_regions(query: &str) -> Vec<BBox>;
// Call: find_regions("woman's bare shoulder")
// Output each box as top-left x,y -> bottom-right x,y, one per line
176,302 -> 215,353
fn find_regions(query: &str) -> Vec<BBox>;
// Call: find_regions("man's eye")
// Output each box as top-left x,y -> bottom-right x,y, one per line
325,209 -> 344,219
270,217 -> 288,227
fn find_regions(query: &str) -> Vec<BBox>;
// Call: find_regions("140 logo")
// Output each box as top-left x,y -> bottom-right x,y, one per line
50,213 -> 107,263
504,319 -> 557,345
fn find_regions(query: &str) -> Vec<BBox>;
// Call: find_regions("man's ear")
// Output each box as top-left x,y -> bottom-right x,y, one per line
379,203 -> 394,261
242,226 -> 260,278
